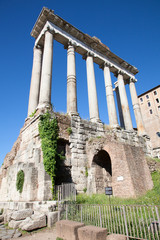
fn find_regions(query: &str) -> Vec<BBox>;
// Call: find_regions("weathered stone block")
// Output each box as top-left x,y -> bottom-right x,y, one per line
106,233 -> 127,240
9,219 -> 23,229
11,209 -> 33,220
78,225 -> 107,240
47,211 -> 58,227
56,220 -> 85,240
20,213 -> 46,231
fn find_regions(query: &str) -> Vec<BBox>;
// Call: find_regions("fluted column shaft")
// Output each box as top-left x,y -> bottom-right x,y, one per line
28,46 -> 43,116
86,54 -> 100,122
129,79 -> 146,135
103,65 -> 118,127
67,44 -> 77,115
38,30 -> 54,108
117,73 -> 133,130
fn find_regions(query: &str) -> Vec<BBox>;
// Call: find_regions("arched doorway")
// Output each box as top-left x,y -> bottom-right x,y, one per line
92,150 -> 112,193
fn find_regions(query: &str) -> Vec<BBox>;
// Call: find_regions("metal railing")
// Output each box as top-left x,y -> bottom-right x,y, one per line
55,183 -> 76,202
61,204 -> 160,240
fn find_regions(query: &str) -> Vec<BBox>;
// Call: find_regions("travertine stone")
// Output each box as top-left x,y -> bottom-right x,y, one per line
11,209 -> 33,220
103,64 -> 118,127
28,46 -> 43,116
86,54 -> 100,122
38,30 -> 54,108
56,220 -> 85,240
117,73 -> 133,130
67,44 -> 78,115
78,225 -> 107,240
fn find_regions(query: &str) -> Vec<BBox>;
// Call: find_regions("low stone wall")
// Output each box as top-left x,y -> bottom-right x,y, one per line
0,201 -> 57,213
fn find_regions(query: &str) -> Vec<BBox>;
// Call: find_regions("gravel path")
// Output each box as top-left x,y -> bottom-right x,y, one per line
12,227 -> 57,240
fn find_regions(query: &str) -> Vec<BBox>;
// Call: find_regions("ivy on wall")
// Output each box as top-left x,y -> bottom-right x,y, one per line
38,111 -> 60,198
16,170 -> 24,193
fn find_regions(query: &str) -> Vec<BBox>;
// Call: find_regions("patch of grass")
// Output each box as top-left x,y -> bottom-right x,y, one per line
56,238 -> 63,240
76,171 -> 160,205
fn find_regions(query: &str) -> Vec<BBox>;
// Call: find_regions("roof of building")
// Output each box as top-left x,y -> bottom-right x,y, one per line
138,85 -> 160,98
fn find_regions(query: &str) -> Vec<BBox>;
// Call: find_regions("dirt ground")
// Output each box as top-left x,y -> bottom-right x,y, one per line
12,227 -> 57,240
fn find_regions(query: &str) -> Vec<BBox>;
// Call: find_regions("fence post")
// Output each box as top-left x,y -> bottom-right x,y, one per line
66,204 -> 68,220
81,205 -> 83,223
155,206 -> 160,223
58,201 -> 60,221
122,206 -> 129,239
99,205 -> 102,228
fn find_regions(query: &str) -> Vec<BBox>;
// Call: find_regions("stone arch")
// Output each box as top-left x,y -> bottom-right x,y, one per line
92,150 -> 112,193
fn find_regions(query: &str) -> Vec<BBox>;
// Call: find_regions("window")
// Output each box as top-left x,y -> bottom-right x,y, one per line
154,90 -> 157,95
156,98 -> 159,103
146,94 -> 149,99
149,109 -> 153,114
148,102 -> 151,107
140,97 -> 143,102
158,106 -> 160,111
156,132 -> 160,137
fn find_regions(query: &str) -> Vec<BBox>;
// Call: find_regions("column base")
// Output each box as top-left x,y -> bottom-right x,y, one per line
68,111 -> 79,117
37,102 -> 52,110
111,124 -> 120,129
90,117 -> 101,123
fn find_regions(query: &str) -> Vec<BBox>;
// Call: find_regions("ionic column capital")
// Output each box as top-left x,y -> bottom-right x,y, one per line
114,70 -> 125,78
99,62 -> 113,70
46,27 -> 55,36
34,44 -> 43,50
82,51 -> 95,60
129,77 -> 137,83
64,40 -> 78,49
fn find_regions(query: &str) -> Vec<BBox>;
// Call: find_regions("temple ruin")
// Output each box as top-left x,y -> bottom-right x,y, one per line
0,7 -> 153,202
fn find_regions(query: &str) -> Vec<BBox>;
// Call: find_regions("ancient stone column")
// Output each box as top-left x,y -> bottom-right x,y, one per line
115,83 -> 125,129
117,72 -> 133,130
86,53 -> 100,122
129,79 -> 146,135
103,64 -> 118,127
28,45 -> 43,116
38,30 -> 54,109
67,43 -> 78,115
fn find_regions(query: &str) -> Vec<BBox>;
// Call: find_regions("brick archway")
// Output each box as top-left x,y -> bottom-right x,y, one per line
92,150 -> 112,193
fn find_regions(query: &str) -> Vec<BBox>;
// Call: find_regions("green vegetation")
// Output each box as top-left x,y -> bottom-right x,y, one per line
16,170 -> 24,193
56,238 -> 63,240
85,167 -> 88,177
38,111 -> 62,198
76,171 -> 160,205
29,110 -> 36,117
67,127 -> 72,135
83,187 -> 87,193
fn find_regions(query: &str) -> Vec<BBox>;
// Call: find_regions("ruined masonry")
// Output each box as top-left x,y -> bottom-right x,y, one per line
0,7 -> 153,203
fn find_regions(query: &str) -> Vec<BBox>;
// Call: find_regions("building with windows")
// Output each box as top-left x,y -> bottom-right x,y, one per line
138,85 -> 160,158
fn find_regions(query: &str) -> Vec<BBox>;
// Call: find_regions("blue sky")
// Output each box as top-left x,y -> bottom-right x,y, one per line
0,0 -> 160,167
